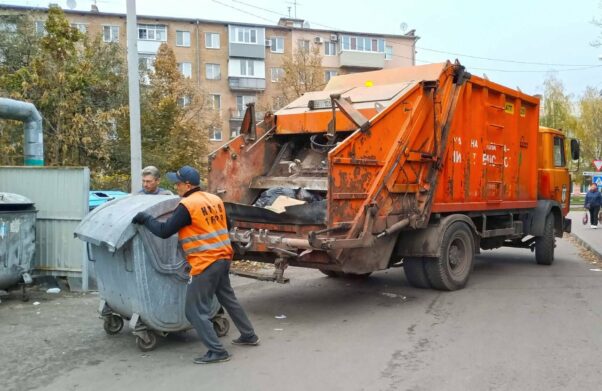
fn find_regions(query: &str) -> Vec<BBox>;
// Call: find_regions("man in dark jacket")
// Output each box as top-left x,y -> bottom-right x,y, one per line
584,183 -> 602,228
132,165 -> 259,364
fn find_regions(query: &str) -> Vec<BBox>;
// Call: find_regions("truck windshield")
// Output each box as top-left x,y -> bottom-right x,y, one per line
553,136 -> 566,167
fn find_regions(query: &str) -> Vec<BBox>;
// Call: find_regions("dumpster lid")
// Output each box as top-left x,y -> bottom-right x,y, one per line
0,192 -> 33,205
0,192 -> 35,211
74,195 -> 180,252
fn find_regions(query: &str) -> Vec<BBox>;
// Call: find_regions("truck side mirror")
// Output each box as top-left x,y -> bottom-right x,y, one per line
570,139 -> 580,161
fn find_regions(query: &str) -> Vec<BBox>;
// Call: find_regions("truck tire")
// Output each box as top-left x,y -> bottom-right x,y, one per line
425,222 -> 474,291
535,213 -> 555,265
403,258 -> 432,289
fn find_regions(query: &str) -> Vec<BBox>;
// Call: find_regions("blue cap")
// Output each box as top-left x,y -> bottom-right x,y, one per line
166,165 -> 200,186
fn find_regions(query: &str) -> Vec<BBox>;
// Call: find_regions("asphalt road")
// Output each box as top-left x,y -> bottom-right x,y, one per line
1,237 -> 602,391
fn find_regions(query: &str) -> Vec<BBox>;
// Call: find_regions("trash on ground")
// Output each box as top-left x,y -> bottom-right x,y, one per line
381,292 -> 407,300
589,268 -> 602,272
274,328 -> 284,331
275,314 -> 287,319
46,287 -> 61,294
32,301 -> 40,306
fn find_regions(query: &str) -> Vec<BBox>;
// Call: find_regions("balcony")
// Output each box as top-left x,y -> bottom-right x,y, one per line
228,77 -> 266,91
229,108 -> 265,120
339,51 -> 385,69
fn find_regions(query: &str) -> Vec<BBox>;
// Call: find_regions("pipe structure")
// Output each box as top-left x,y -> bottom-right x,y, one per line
0,98 -> 44,166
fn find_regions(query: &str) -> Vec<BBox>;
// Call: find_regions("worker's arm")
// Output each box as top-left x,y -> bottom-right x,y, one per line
132,204 -> 192,238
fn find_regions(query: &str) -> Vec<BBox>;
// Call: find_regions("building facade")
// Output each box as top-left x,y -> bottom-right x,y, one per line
0,5 -> 418,150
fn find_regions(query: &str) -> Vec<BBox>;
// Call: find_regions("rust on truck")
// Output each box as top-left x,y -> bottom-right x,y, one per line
208,61 -> 577,290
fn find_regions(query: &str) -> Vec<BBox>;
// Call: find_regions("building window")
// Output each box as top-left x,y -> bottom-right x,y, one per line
271,67 -> 284,82
324,41 -> 336,56
231,127 -> 240,139
138,24 -> 167,41
324,70 -> 337,82
210,127 -> 222,141
341,35 -> 385,53
240,59 -> 256,76
35,20 -> 46,36
385,45 -> 393,60
178,96 -> 191,107
176,30 -> 190,47
71,23 -> 88,33
178,62 -> 192,78
103,25 -> 119,43
205,63 -> 221,80
232,26 -> 258,44
0,21 -> 17,33
270,36 -> 284,53
272,96 -> 286,111
236,95 -> 256,118
298,39 -> 310,51
138,55 -> 156,72
209,94 -> 221,111
205,32 -> 220,49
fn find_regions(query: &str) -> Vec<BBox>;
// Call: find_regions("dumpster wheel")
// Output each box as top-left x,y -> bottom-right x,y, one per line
213,317 -> 230,337
136,331 -> 158,352
103,315 -> 124,335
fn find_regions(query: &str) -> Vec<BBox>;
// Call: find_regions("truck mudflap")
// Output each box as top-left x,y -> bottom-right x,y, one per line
563,217 -> 571,234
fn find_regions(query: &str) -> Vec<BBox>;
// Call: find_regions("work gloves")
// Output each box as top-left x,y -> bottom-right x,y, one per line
132,212 -> 151,225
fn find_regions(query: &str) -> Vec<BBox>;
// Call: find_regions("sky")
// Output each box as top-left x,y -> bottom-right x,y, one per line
2,0 -> 602,99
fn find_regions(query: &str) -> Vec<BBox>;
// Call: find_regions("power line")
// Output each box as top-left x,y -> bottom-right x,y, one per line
210,0 -> 275,24
415,46 -> 599,67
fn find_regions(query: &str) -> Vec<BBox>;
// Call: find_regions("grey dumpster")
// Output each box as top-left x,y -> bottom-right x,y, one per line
74,195 -> 229,351
0,193 -> 35,298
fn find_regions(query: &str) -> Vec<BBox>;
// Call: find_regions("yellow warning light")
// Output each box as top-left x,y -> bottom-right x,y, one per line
365,80 -> 374,87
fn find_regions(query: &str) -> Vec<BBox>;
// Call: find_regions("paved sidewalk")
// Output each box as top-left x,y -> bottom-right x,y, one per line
568,211 -> 602,259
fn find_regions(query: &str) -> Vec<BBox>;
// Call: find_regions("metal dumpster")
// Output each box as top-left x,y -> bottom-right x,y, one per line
74,195 -> 229,351
0,192 -> 36,297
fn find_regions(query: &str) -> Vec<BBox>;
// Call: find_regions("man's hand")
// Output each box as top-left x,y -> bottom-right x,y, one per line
132,212 -> 151,225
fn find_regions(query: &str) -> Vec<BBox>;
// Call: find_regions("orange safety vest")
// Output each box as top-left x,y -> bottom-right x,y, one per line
178,191 -> 233,276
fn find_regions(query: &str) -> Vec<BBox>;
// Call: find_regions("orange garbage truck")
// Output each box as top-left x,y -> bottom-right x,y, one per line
208,61 -> 579,291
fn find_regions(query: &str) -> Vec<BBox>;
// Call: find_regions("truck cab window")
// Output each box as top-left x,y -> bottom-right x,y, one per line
553,137 -> 566,167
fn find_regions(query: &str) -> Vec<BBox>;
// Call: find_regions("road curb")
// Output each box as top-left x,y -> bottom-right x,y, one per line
569,233 -> 602,260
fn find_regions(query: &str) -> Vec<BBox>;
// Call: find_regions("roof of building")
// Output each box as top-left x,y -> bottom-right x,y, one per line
0,4 -> 419,41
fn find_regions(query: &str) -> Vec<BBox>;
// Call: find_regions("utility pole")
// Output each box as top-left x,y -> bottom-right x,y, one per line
126,0 -> 142,193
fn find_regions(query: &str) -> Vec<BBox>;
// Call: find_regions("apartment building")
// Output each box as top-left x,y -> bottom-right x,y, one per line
0,5 -> 418,150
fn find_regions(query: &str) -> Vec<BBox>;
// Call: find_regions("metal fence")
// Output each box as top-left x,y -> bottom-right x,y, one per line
0,166 -> 91,290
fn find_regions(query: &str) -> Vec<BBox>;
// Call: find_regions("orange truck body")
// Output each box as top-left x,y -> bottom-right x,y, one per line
208,61 -> 574,290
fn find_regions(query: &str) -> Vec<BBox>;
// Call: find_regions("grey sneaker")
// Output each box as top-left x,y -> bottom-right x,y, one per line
193,350 -> 231,364
231,335 -> 260,346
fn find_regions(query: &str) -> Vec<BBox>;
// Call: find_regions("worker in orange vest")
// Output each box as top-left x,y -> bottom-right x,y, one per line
132,165 -> 259,364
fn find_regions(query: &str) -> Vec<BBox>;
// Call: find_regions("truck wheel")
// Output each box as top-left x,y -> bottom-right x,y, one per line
535,213 -> 555,265
403,258 -> 431,289
425,222 -> 474,291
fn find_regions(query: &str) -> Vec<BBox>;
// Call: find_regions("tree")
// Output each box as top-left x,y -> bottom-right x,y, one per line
576,87 -> 602,169
140,43 -> 219,176
279,43 -> 325,102
539,75 -> 578,132
0,6 -> 128,172
0,13 -> 40,74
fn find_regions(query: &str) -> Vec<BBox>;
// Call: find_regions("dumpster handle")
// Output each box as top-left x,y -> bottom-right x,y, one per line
86,243 -> 96,262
